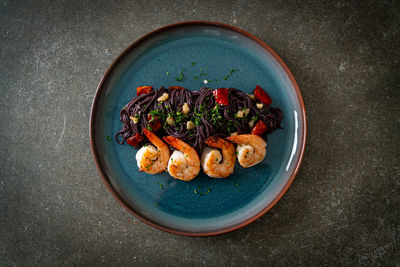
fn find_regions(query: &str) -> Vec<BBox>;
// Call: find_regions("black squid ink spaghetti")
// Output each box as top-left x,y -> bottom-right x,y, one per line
116,85 -> 282,154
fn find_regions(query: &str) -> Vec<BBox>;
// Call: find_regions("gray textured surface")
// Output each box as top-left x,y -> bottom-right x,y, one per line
1,0 -> 399,266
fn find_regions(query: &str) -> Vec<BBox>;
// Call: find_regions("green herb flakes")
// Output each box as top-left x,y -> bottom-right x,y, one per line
176,71 -> 183,81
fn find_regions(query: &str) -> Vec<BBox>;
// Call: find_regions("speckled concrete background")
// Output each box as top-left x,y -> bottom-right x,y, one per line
1,0 -> 399,266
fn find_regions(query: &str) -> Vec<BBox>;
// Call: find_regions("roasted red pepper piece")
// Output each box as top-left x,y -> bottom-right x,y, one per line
251,120 -> 268,135
147,114 -> 162,131
168,86 -> 185,91
136,86 -> 152,96
126,133 -> 144,148
253,85 -> 272,105
213,88 -> 229,106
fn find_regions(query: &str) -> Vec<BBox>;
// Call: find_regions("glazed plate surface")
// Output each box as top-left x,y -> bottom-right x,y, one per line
90,21 -> 306,236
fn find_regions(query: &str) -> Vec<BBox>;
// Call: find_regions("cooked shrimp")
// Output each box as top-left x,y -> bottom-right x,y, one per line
135,128 -> 170,174
226,134 -> 267,168
163,136 -> 200,181
201,136 -> 236,178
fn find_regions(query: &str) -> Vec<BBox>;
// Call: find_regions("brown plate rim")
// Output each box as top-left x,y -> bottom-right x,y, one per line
90,21 -> 307,236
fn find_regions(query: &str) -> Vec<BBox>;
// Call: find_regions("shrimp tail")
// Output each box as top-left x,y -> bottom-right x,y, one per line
225,135 -> 251,144
162,136 -> 177,148
164,136 -> 200,164
205,136 -> 228,149
143,128 -> 160,145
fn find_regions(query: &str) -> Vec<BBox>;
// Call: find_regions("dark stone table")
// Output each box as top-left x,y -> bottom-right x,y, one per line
1,0 -> 399,265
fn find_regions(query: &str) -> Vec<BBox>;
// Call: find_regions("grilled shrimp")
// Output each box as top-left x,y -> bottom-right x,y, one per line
135,128 -> 170,174
163,136 -> 200,181
201,136 -> 236,178
226,134 -> 267,168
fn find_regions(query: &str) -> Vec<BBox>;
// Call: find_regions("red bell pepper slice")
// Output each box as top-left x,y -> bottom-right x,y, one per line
213,88 -> 229,106
136,86 -> 152,96
251,120 -> 268,135
147,114 -> 162,131
253,85 -> 272,105
127,133 -> 144,148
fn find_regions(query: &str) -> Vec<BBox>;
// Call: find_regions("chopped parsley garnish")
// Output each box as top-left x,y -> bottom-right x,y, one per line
171,110 -> 184,125
194,186 -> 211,196
192,109 -> 203,126
191,62 -> 195,66
176,71 -> 183,81
149,109 -> 167,120
229,69 -> 239,75
218,69 -> 240,81
227,121 -> 234,132
166,71 -> 169,75
210,105 -> 223,125
159,184 -> 164,189
155,203 -> 159,206
106,136 -> 111,141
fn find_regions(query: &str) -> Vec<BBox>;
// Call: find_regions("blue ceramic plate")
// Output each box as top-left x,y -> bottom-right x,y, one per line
90,21 -> 306,236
